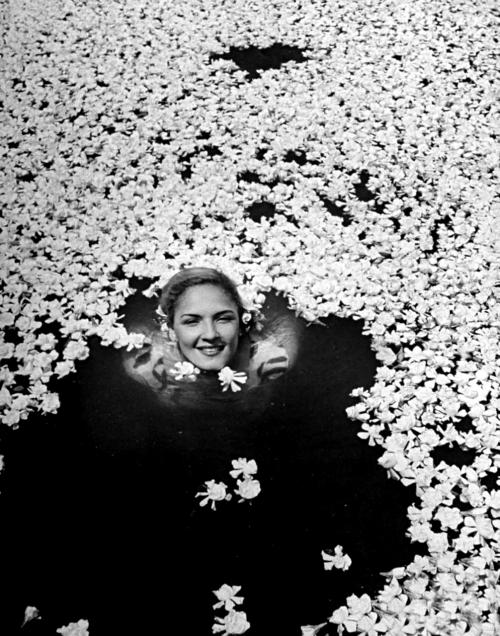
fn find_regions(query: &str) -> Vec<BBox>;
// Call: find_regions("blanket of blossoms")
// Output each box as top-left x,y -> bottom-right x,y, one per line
2,0 -> 500,633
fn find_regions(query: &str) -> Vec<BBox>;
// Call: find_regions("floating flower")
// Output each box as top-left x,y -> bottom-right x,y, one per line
322,546 -> 352,571
212,610 -> 250,635
235,477 -> 261,502
196,480 -> 230,510
218,367 -> 247,392
169,361 -> 200,382
229,458 -> 258,480
21,606 -> 40,627
213,584 -> 244,611
56,620 -> 90,636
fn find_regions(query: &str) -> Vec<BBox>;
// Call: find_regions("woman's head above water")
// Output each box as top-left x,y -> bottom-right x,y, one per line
159,268 -> 247,371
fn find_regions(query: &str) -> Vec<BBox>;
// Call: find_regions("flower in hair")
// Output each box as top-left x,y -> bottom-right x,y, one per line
218,367 -> 248,392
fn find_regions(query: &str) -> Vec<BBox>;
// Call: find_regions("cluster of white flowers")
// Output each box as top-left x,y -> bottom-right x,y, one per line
196,458 -> 261,510
2,0 -> 500,632
212,585 -> 250,635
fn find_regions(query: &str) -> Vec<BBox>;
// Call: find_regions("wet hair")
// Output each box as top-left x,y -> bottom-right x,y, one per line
159,267 -> 248,331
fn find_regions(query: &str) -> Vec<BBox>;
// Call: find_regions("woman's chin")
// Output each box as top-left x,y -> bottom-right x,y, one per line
186,351 -> 233,372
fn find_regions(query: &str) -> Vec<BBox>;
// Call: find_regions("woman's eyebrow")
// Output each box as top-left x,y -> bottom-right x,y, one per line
180,309 -> 236,318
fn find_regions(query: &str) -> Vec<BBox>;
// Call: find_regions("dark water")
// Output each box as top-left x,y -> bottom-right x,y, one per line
1,290 -> 422,636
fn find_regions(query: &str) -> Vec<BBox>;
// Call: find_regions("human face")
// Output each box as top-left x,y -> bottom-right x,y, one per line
172,284 -> 240,371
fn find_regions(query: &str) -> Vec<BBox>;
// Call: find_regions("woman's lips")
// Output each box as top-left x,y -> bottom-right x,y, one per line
197,346 -> 225,357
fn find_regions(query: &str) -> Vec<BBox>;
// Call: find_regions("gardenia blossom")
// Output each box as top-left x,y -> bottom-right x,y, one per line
21,606 -> 40,628
229,458 -> 258,480
212,610 -> 250,635
322,546 -> 352,572
196,480 -> 230,511
218,367 -> 248,392
169,361 -> 200,382
213,584 -> 244,611
56,620 -> 90,636
235,477 -> 261,502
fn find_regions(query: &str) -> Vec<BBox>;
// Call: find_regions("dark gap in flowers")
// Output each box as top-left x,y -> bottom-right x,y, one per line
2,327 -> 22,346
391,216 -> 401,232
203,145 -> 223,158
153,132 -> 170,145
432,444 -> 476,468
111,266 -> 126,281
239,170 -> 261,184
7,141 -> 19,149
11,78 -> 26,90
256,148 -> 267,160
180,161 -> 192,180
245,201 -> 277,222
17,172 -> 36,183
427,215 -> 453,253
453,497 -> 472,512
41,159 -> 54,169
393,54 -> 402,61
129,276 -> 155,292
103,124 -> 117,134
358,230 -> 367,241
454,414 -> 475,435
283,150 -> 308,166
211,44 -> 308,80
319,195 -> 352,227
421,78 -> 432,87
191,217 -> 202,230
353,170 -> 376,202
197,131 -> 211,141
480,472 -> 499,491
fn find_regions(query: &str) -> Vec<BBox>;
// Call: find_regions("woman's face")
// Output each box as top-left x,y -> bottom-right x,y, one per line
172,284 -> 240,371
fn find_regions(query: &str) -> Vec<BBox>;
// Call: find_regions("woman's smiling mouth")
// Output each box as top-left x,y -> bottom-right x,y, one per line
197,345 -> 225,357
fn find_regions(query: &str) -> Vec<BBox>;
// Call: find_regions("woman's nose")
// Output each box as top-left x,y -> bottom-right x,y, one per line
201,320 -> 218,340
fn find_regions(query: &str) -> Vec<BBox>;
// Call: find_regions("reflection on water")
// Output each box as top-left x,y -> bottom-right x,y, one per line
1,290 -> 422,636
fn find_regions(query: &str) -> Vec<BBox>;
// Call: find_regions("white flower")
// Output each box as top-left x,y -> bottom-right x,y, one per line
169,361 -> 200,381
213,584 -> 244,611
229,458 -> 258,480
196,480 -> 229,510
56,620 -> 90,636
218,367 -> 247,392
322,546 -> 352,571
235,477 -> 261,502
21,606 -> 40,627
212,610 -> 250,635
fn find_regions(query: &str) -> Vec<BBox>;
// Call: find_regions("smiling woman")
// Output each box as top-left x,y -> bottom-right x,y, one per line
123,267 -> 300,403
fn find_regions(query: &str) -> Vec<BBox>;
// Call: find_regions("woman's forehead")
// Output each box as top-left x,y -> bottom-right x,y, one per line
175,284 -> 237,314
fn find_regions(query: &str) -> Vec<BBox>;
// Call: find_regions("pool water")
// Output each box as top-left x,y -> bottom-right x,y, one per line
1,289 -> 422,635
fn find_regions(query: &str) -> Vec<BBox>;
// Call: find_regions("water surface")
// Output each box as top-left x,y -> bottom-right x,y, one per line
2,289 -> 421,635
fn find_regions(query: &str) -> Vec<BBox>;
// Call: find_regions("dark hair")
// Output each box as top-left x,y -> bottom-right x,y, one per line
159,267 -> 248,330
